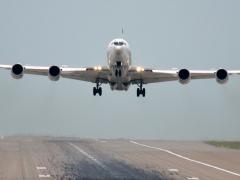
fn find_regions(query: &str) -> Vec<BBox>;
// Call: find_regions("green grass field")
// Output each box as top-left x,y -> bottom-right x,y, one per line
205,141 -> 240,150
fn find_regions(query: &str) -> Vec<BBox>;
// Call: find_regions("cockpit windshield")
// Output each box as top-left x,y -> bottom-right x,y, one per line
113,41 -> 126,46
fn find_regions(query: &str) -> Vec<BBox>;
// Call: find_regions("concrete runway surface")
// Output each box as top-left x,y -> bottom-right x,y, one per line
0,137 -> 239,180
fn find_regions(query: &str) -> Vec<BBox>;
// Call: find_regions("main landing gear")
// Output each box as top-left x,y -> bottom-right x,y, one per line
137,81 -> 146,97
93,82 -> 102,96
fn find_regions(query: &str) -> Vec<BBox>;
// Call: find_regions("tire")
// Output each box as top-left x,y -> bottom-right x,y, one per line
119,70 -> 122,77
142,88 -> 146,97
93,87 -> 97,96
137,88 -> 140,97
99,87 -> 102,96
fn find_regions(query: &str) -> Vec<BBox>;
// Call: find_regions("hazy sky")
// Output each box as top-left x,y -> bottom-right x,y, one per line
0,0 -> 240,140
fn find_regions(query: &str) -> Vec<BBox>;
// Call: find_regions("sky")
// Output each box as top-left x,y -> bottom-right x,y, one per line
0,0 -> 240,140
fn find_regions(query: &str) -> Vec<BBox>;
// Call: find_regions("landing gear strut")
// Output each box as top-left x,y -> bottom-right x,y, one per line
93,82 -> 102,96
137,81 -> 146,97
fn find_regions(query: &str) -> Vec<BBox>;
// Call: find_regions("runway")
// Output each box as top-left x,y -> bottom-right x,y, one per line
0,137 -> 239,180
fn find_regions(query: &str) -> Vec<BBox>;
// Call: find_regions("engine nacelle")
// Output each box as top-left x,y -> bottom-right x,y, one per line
11,64 -> 24,79
48,65 -> 61,81
216,69 -> 228,84
178,69 -> 191,84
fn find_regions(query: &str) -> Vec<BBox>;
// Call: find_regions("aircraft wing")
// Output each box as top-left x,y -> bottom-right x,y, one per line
0,64 -> 110,83
1,64 -> 240,85
0,64 -> 50,75
61,66 -> 110,83
129,67 -> 240,84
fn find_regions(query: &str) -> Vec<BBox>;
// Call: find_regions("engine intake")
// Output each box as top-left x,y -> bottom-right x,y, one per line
216,69 -> 228,84
11,64 -> 24,79
48,65 -> 61,81
178,69 -> 191,84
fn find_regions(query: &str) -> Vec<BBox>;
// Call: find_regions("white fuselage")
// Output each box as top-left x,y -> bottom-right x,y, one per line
107,39 -> 132,90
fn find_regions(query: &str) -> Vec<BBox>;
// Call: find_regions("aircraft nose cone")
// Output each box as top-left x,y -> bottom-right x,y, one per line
115,47 -> 122,54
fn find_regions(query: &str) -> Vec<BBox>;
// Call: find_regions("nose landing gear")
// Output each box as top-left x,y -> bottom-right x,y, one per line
115,61 -> 122,77
93,82 -> 102,96
136,81 -> 146,97
115,69 -> 122,77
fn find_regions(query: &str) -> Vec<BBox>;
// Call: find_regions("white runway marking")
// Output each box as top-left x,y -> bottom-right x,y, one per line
38,174 -> 51,178
95,139 -> 106,143
187,177 -> 199,180
168,169 -> 179,172
130,141 -> 240,177
36,166 -> 47,170
69,143 -> 106,169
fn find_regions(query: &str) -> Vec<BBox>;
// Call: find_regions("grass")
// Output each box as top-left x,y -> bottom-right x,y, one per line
205,141 -> 240,150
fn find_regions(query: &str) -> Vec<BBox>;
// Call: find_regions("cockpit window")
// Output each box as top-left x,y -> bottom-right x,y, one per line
113,41 -> 126,46
119,42 -> 124,46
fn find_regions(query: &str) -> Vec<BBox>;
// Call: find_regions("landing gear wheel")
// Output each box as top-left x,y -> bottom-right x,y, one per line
99,87 -> 102,96
142,88 -> 146,97
136,81 -> 146,97
93,82 -> 103,96
118,70 -> 122,77
115,69 -> 122,77
137,88 -> 140,97
93,87 -> 97,96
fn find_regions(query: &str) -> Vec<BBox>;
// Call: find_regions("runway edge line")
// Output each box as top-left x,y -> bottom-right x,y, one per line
130,140 -> 240,177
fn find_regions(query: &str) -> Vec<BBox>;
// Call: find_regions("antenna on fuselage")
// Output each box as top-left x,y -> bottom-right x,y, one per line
121,28 -> 124,38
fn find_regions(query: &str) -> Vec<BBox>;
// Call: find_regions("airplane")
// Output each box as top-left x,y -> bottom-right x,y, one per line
0,38 -> 240,97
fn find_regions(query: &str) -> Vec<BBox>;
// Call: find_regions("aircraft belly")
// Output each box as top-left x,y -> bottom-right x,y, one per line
109,76 -> 131,91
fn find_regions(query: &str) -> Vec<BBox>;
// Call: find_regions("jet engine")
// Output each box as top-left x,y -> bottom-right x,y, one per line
48,65 -> 61,81
178,69 -> 191,84
11,64 -> 24,79
216,69 -> 228,84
